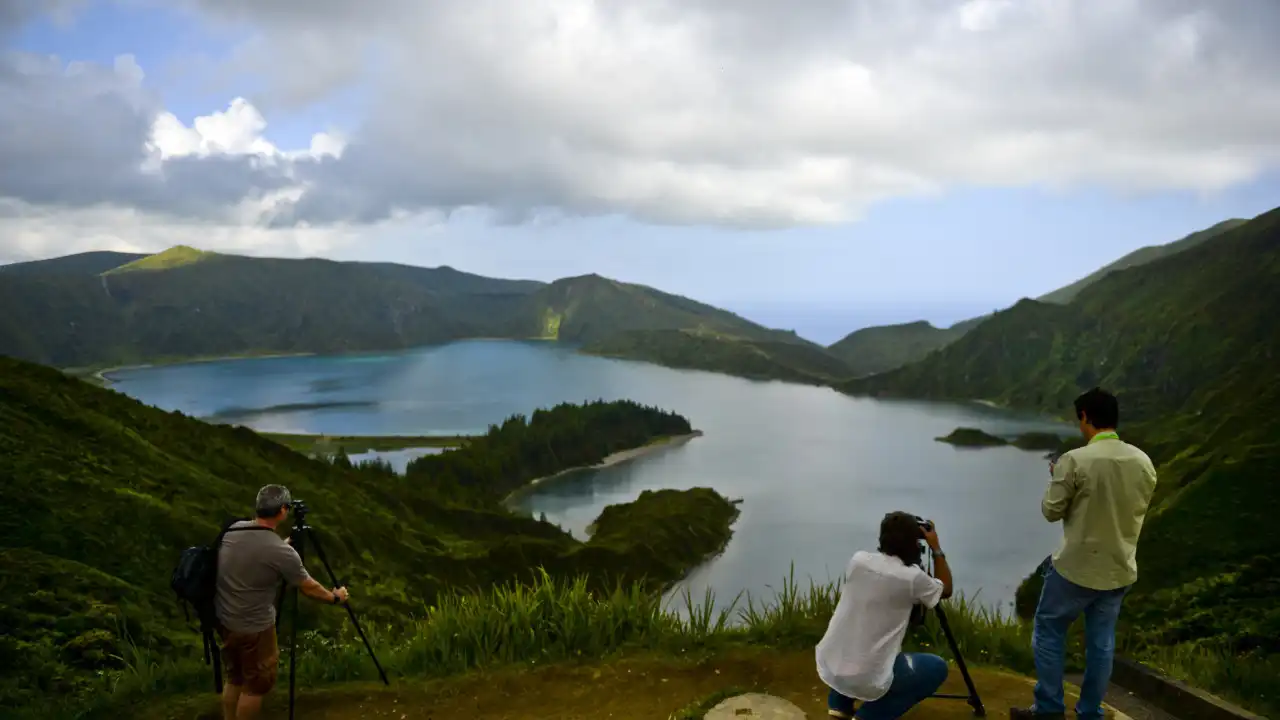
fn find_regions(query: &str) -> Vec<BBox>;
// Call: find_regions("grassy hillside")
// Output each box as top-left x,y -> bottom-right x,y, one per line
843,207 -> 1280,665
0,250 -> 819,374
0,251 -> 545,367
583,328 -> 853,384
827,219 -> 1246,376
1038,219 -> 1248,304
0,357 -> 738,712
0,250 -> 145,276
104,245 -> 217,273
522,274 -> 812,346
826,319 -> 975,378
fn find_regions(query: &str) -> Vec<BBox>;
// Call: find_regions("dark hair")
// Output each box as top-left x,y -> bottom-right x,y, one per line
1073,387 -> 1118,429
879,511 -> 923,567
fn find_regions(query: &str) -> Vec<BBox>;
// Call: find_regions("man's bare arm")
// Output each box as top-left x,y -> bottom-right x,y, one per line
922,525 -> 953,599
298,576 -> 349,604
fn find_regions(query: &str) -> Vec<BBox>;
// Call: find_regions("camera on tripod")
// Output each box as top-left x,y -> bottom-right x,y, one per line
275,499 -> 388,720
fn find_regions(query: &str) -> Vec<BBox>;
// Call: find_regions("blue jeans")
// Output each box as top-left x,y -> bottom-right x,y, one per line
827,652 -> 949,720
1032,562 -> 1128,719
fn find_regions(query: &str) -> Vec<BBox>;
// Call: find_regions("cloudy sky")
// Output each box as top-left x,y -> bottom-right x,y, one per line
3,0 -> 1279,341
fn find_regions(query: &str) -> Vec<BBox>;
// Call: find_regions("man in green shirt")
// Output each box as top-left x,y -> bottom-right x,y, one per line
1012,388 -> 1157,720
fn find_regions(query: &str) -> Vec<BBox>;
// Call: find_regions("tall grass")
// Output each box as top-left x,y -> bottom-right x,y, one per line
35,566 -> 1268,719
1127,643 -> 1279,719
41,566 -> 1036,719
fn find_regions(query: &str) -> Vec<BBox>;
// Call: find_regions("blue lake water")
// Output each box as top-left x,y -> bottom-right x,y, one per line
107,339 -> 1073,615
348,447 -> 446,473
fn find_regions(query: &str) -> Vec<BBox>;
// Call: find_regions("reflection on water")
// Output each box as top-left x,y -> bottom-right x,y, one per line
348,447 -> 446,474
108,339 -> 1074,614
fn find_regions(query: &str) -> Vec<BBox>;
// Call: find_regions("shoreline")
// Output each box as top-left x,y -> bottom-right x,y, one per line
67,352 -> 318,386
63,340 -> 562,387
258,431 -> 470,456
504,430 -> 704,505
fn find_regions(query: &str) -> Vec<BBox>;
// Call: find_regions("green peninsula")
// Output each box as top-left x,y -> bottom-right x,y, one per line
582,328 -> 852,385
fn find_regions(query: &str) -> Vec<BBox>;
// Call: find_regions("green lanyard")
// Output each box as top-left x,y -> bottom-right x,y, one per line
1090,431 -> 1119,444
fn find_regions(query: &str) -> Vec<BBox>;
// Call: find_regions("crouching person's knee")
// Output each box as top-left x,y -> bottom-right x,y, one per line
918,652 -> 949,693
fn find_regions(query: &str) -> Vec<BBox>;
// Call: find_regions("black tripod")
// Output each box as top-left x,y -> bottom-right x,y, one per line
276,500 -> 388,719
921,544 -> 985,717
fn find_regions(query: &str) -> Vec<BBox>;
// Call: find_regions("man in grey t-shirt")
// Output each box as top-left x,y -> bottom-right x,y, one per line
215,484 -> 349,720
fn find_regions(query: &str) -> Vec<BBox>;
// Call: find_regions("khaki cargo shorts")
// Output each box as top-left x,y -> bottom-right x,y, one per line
218,625 -> 279,695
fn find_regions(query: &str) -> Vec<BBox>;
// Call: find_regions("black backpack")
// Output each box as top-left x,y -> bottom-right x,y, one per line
171,518 -> 272,692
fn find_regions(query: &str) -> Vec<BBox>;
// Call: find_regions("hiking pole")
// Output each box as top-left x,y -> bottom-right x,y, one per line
304,524 -> 390,686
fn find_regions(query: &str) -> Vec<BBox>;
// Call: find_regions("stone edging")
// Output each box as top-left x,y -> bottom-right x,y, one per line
1111,657 -> 1266,720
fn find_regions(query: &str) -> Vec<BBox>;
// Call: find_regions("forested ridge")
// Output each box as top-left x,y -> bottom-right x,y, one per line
402,399 -> 692,502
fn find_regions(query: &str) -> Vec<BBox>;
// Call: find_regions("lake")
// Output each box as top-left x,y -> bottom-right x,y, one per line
106,339 -> 1072,615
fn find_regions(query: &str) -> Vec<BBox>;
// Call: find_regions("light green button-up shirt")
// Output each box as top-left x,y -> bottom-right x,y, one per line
1042,431 -> 1159,590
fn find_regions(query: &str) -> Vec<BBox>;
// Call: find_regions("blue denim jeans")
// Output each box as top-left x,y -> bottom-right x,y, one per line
1033,562 -> 1129,719
827,652 -> 949,720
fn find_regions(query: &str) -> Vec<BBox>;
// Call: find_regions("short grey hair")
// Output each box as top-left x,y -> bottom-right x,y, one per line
255,484 -> 293,518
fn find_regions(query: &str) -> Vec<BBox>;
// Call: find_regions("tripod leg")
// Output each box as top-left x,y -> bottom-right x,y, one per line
275,580 -> 286,629
305,528 -> 390,685
935,604 -> 985,717
289,529 -> 302,720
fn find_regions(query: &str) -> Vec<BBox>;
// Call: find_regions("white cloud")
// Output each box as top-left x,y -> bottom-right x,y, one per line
0,198 -> 360,264
958,0 -> 1015,32
3,0 -> 1280,263
148,97 -> 343,161
195,0 -> 1280,228
0,47 -> 348,263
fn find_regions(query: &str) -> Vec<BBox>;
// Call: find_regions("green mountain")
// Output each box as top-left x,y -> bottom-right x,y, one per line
826,219 -> 1248,376
826,318 -> 980,378
0,250 -> 146,276
843,206 -> 1280,658
1038,218 -> 1248,304
582,328 -> 852,384
0,250 -> 818,374
523,273 -> 809,346
0,355 -> 737,710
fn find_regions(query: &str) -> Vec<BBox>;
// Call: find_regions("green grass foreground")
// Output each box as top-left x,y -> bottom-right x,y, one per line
29,568 -> 1042,720
16,570 -> 1273,719
90,569 -> 1274,720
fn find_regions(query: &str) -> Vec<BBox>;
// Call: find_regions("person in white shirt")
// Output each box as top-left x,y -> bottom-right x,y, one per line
816,511 -> 954,719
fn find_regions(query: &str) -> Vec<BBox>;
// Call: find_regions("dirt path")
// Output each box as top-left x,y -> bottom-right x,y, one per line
143,646 -> 1133,720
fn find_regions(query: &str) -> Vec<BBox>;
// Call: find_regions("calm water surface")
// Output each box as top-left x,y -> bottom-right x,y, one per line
108,340 -> 1072,614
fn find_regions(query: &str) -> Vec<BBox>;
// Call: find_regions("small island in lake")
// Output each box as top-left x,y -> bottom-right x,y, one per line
936,427 -> 1069,450
936,427 -> 1009,447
